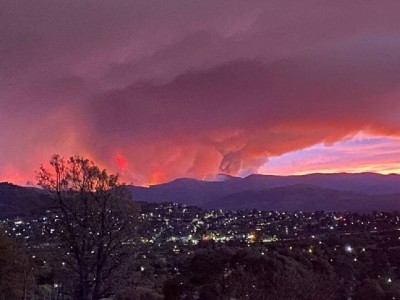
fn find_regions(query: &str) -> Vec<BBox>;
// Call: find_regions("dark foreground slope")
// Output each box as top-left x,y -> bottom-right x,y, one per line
0,182 -> 53,218
203,185 -> 400,212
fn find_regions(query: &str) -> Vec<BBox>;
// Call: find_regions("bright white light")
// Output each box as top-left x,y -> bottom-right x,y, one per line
345,245 -> 353,253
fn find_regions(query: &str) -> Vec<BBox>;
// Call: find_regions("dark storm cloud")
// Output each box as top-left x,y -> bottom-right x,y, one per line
1,0 -> 400,184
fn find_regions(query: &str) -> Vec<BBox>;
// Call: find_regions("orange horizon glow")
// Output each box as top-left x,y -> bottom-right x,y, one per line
115,153 -> 128,171
2,134 -> 400,187
0,165 -> 26,186
147,167 -> 168,186
2,167 -> 400,188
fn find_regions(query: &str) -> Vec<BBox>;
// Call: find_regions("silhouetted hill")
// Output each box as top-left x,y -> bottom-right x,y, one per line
241,173 -> 400,194
129,173 -> 400,210
0,182 -> 54,218
2,173 -> 400,217
130,179 -> 230,205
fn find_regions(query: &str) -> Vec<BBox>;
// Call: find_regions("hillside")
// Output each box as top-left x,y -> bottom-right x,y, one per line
0,182 -> 54,218
129,173 -> 400,210
2,173 -> 400,217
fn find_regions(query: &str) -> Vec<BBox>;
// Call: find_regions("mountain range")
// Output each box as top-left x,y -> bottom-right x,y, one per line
130,172 -> 400,212
1,172 -> 400,218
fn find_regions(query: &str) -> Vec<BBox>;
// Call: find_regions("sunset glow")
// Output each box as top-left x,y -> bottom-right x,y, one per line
261,134 -> 400,177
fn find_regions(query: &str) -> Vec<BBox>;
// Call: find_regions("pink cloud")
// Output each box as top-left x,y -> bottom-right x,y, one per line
1,1 -> 400,185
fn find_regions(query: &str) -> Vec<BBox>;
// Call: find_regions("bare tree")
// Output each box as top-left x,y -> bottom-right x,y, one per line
37,154 -> 138,300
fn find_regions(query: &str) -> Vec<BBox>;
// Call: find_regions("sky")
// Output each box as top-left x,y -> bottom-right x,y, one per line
1,0 -> 400,186
261,134 -> 400,176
